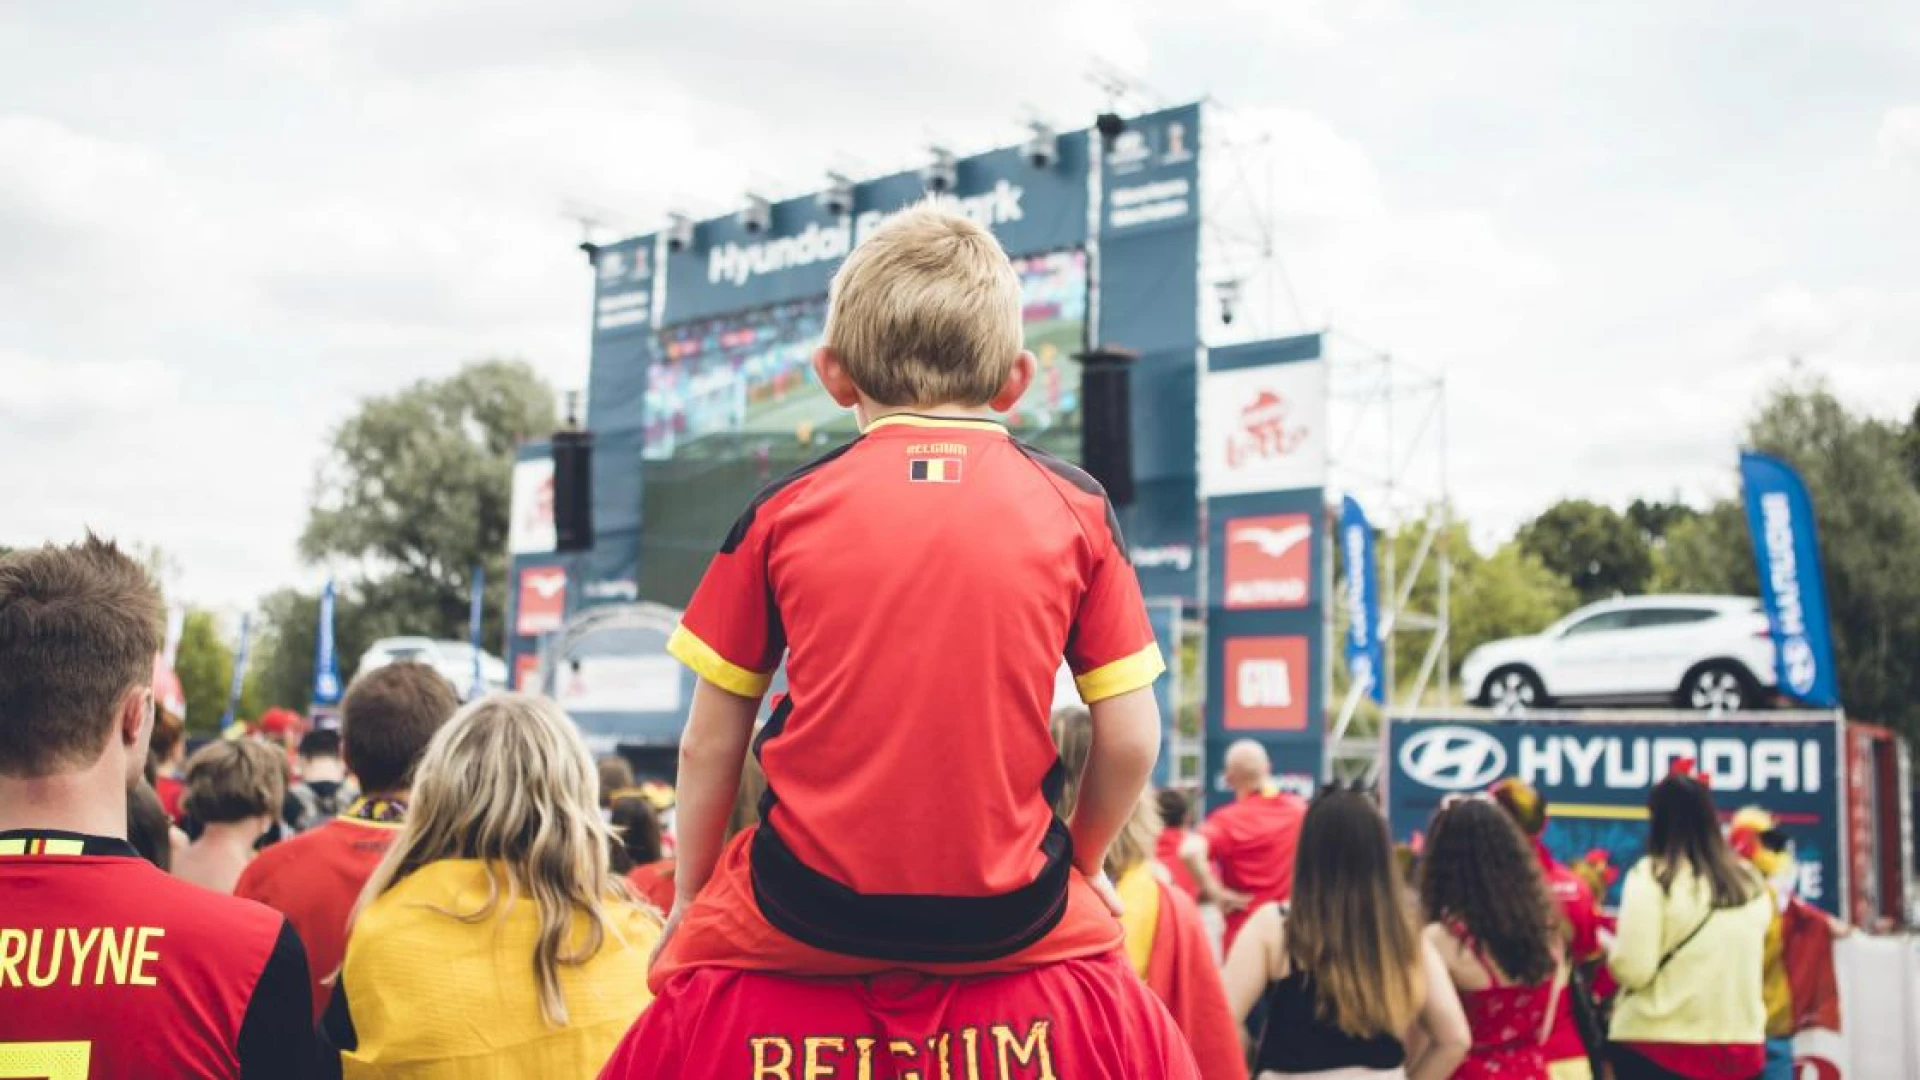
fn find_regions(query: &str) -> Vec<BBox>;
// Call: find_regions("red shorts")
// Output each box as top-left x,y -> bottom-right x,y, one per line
606,952 -> 1201,1079
648,828 -> 1125,994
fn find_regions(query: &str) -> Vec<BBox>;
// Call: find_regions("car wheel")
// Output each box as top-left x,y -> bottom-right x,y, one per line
1683,662 -> 1757,712
1482,666 -> 1546,715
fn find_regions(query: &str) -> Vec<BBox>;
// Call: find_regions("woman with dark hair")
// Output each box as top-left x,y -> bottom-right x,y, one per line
612,795 -> 677,913
1607,770 -> 1770,1080
1224,790 -> 1470,1079
1420,796 -> 1565,1079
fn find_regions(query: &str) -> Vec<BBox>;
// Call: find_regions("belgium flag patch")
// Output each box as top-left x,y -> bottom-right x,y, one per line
909,457 -> 963,483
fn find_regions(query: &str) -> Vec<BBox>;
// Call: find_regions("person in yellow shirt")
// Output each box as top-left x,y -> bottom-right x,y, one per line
322,693 -> 661,1078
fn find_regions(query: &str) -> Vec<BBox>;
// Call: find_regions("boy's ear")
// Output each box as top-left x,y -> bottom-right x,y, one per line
988,350 -> 1037,412
812,347 -> 862,408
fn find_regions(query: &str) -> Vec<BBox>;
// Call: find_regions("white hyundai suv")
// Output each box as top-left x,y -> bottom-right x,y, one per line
1460,595 -> 1778,713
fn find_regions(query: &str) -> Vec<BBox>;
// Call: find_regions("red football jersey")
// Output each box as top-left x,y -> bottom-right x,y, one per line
234,806 -> 402,1021
668,414 -> 1163,960
0,830 -> 322,1079
1199,791 -> 1308,949
601,954 -> 1200,1079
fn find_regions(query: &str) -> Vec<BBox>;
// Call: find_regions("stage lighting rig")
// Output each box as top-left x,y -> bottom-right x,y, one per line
740,194 -> 772,234
666,213 -> 695,253
818,172 -> 855,216
922,147 -> 957,194
1023,122 -> 1058,169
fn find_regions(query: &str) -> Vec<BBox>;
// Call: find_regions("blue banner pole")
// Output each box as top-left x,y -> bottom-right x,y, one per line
220,614 -> 252,731
312,579 -> 343,708
1340,496 -> 1386,704
468,566 -> 486,700
1739,451 -> 1841,708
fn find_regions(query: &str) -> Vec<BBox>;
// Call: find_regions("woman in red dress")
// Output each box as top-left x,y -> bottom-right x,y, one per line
1419,796 -> 1567,1079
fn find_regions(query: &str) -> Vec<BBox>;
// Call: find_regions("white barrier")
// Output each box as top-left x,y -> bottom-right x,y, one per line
1796,934 -> 1920,1079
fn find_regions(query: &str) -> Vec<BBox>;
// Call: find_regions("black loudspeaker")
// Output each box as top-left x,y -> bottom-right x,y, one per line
551,429 -> 595,553
1077,347 -> 1138,507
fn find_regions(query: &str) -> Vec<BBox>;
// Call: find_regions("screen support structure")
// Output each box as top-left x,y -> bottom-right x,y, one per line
1322,336 -> 1451,785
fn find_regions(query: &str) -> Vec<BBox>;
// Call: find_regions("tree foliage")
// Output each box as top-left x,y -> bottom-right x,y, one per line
173,610 -> 233,736
244,585 -> 395,716
300,360 -> 556,654
1516,499 -> 1654,604
1745,382 -> 1920,736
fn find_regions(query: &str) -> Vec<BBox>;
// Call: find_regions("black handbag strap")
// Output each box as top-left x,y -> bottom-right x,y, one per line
1652,909 -> 1715,978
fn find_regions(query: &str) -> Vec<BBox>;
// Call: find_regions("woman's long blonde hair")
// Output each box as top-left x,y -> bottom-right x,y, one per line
355,693 -> 637,1026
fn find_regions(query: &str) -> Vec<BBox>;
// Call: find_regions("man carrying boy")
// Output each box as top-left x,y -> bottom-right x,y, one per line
650,201 -> 1166,984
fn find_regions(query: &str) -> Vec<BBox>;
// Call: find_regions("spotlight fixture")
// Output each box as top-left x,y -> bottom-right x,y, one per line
577,240 -> 600,263
1023,122 -> 1058,170
1214,278 -> 1244,326
1094,111 -> 1127,146
665,212 -> 695,253
818,172 -> 855,216
740,194 -> 772,234
922,147 -> 957,194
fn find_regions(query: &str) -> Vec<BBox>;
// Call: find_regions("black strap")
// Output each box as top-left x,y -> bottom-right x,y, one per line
1653,909 -> 1715,976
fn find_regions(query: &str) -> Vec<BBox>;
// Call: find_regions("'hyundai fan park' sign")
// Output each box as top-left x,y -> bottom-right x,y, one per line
1224,514 -> 1313,610
1201,361 -> 1328,497
1224,636 -> 1310,732
516,567 -> 568,636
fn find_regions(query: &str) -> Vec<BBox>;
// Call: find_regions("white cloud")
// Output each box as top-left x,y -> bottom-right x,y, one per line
0,348 -> 181,415
4,0 -> 1920,606
1877,103 -> 1920,175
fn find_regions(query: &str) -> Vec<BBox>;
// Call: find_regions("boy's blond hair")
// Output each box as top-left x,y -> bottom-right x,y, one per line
824,201 -> 1023,406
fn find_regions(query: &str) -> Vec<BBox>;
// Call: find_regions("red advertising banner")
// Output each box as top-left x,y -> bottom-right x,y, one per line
516,567 -> 568,636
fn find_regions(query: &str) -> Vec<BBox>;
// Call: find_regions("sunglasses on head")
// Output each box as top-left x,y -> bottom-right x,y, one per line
1438,791 -> 1492,811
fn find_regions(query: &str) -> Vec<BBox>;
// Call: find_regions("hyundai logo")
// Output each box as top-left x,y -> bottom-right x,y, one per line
1400,726 -> 1508,791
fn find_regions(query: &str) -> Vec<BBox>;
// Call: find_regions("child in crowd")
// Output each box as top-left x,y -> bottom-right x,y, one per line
651,201 -> 1164,986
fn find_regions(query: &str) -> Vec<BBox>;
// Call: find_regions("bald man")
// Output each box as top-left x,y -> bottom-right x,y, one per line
1182,739 -> 1307,951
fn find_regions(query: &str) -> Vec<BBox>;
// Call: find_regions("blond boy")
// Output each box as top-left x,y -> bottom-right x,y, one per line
652,202 -> 1164,985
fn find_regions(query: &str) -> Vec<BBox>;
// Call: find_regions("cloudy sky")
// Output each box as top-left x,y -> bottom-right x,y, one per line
4,1 -> 1918,609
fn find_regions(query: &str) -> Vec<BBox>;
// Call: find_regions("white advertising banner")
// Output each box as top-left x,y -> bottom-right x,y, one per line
1201,360 -> 1328,497
555,656 -> 684,715
508,457 -> 557,555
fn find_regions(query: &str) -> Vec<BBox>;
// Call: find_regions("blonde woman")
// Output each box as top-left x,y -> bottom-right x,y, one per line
322,694 -> 660,1077
1051,706 -> 1246,1080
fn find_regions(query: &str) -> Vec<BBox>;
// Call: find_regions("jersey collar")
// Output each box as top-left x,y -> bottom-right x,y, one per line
0,829 -> 140,858
862,412 -> 1009,436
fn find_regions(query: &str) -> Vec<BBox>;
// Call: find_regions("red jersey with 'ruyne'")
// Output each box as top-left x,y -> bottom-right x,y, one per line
0,830 -> 323,1079
601,954 -> 1200,1079
668,414 -> 1163,961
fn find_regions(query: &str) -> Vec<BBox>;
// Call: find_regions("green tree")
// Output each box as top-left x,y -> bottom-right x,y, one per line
244,585 -> 392,716
300,360 -> 556,652
173,610 -> 234,736
1649,500 -> 1755,595
1626,498 -> 1698,548
1516,498 -> 1655,603
1745,381 -> 1920,737
1902,403 -> 1920,491
1452,541 -> 1580,669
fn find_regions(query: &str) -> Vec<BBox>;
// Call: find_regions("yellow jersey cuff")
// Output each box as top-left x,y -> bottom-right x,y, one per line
1074,642 -> 1166,703
666,626 -> 772,699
